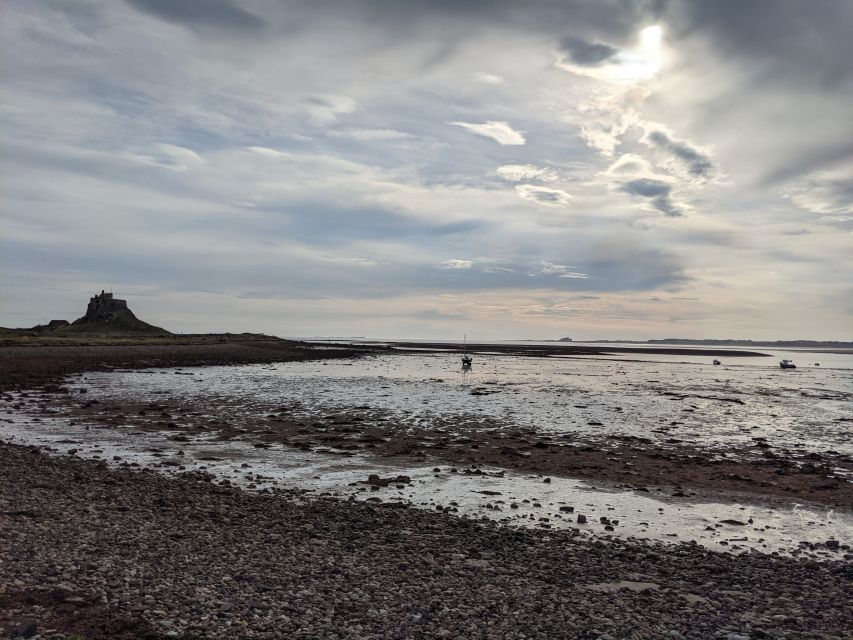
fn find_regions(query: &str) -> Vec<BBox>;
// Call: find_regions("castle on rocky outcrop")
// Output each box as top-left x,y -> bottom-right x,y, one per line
66,290 -> 170,334
5,291 -> 169,335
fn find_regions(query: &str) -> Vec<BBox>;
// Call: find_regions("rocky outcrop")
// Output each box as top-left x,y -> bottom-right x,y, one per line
68,291 -> 169,334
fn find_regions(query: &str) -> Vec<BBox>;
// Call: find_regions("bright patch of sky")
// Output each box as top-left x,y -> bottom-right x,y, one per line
1,0 -> 851,340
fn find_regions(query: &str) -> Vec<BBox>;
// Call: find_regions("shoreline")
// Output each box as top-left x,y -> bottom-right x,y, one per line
378,341 -> 772,358
0,340 -> 377,392
1,441 -> 850,640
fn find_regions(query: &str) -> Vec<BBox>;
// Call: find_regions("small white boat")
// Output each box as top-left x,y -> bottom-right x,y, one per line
712,359 -> 721,365
779,359 -> 796,369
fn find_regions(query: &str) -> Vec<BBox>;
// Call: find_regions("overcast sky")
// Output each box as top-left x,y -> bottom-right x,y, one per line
2,0 -> 852,339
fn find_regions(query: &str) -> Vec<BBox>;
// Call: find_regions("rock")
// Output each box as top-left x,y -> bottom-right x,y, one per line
825,539 -> 840,549
577,514 -> 587,524
363,474 -> 411,487
10,620 -> 37,639
559,506 -> 574,513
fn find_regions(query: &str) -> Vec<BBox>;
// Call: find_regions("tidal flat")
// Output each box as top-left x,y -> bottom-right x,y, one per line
1,342 -> 851,639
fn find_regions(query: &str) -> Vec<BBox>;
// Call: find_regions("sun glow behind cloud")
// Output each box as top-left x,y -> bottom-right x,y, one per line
557,24 -> 665,84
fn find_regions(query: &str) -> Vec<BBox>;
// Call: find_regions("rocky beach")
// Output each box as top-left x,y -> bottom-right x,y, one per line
1,341 -> 851,639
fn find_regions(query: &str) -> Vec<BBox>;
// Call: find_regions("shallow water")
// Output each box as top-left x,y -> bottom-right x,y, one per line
0,410 -> 848,560
75,351 -> 853,455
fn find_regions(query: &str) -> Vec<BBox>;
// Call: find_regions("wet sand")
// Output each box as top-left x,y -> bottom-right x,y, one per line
14,379 -> 850,508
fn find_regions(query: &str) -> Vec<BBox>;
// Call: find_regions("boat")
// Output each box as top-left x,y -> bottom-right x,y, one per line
779,359 -> 796,369
461,334 -> 472,368
712,359 -> 721,365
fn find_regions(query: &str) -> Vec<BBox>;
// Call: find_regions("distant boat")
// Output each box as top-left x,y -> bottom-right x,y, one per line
461,334 -> 472,368
780,359 -> 796,369
814,362 -> 820,367
712,359 -> 721,365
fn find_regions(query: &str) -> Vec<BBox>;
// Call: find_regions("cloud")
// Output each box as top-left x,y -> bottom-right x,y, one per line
602,153 -> 654,176
559,36 -> 620,67
438,259 -> 474,270
515,185 -> 572,207
619,177 -> 671,199
125,143 -> 206,172
600,154 -> 685,218
124,0 -> 265,33
246,146 -> 289,159
783,158 -> 853,224
538,262 -> 588,279
301,94 -> 357,126
496,164 -> 558,183
618,178 -> 682,217
575,87 -> 648,156
451,121 -> 526,145
408,309 -> 466,321
472,72 -> 506,85
642,128 -> 716,181
333,129 -> 412,141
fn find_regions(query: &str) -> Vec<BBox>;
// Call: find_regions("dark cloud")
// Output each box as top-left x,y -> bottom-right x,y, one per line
619,178 -> 671,198
668,0 -> 853,89
618,178 -> 682,217
124,0 -> 265,32
349,0 -> 665,36
559,36 -> 620,66
644,130 -> 714,179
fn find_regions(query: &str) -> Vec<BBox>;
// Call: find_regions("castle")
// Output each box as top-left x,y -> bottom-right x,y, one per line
76,290 -> 131,324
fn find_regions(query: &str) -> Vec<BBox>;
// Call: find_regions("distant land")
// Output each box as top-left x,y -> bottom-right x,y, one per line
580,339 -> 853,349
0,291 -> 275,345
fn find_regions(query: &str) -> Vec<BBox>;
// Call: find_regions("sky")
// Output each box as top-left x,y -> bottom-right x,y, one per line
1,0 -> 852,340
